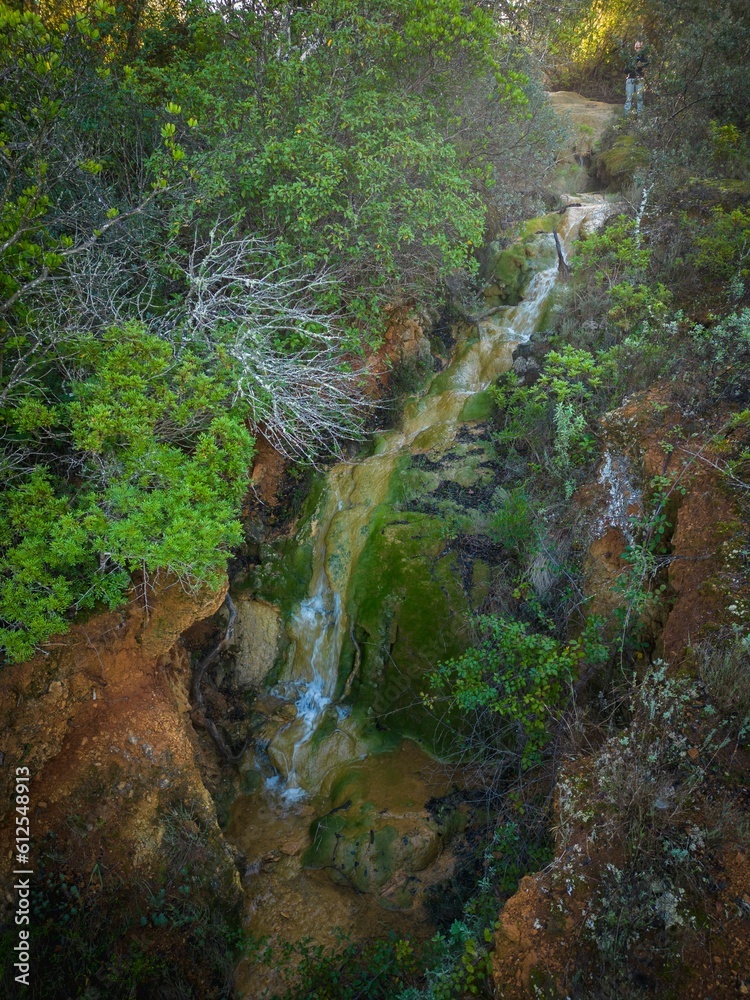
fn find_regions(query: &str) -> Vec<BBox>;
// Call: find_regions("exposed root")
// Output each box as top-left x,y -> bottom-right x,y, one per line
190,594 -> 248,764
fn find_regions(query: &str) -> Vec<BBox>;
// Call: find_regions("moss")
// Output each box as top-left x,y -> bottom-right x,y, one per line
487,243 -> 530,304
459,390 -> 496,423
303,809 -> 403,893
310,709 -> 338,751
594,134 -> 649,191
247,474 -> 327,611
393,466 -> 443,504
534,286 -> 562,334
516,212 -> 563,240
410,422 -> 461,453
470,559 -> 492,607
482,228 -> 558,305
304,749 -> 447,895
426,366 -> 459,396
249,536 -> 314,613
346,506 -> 471,747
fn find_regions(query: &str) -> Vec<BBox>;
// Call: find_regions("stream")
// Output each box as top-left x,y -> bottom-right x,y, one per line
228,194 -> 613,997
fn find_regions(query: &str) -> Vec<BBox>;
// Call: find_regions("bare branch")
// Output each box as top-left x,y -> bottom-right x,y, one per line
158,225 -> 373,463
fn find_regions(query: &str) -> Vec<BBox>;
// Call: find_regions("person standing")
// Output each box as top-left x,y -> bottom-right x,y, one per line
624,39 -> 649,115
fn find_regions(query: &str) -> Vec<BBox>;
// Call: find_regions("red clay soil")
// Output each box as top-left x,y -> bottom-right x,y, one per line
0,577 -> 233,895
493,386 -> 750,998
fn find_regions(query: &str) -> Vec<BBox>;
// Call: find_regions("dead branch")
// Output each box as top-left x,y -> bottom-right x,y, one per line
158,225 -> 373,464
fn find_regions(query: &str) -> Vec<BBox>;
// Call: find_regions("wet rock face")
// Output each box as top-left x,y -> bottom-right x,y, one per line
301,743 -> 458,901
224,196 -> 618,982
233,596 -> 281,689
580,446 -> 642,622
304,800 -> 442,898
482,230 -> 557,307
348,430 -> 501,746
241,198 -> 613,801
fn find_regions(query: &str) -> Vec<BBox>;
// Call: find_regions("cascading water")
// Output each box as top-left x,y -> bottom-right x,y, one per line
264,194 -> 613,803
230,194 -> 618,998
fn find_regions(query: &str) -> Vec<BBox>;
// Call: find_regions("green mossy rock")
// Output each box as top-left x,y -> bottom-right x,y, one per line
488,243 -> 530,305
515,212 -> 563,240
482,228 -> 558,305
302,749 -> 450,896
594,134 -> 649,191
459,389 -> 496,423
247,475 -> 326,612
340,432 -> 501,746
347,507 -> 471,745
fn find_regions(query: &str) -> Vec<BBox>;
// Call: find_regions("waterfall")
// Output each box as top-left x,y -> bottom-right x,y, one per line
265,195 -> 612,803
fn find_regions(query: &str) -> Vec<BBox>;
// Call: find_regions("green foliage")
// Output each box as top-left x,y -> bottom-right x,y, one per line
427,615 -> 607,768
683,308 -> 750,401
233,85 -> 486,295
0,324 -> 253,662
539,0 -> 750,126
0,468 -> 126,662
614,475 -> 676,629
0,0 -> 180,411
688,205 -> 750,300
0,0 -> 548,671
491,345 -> 613,480
489,821 -> 553,899
427,922 -> 495,1000
420,820 -> 552,999
490,486 -> 537,556
128,0 -> 531,320
708,119 -> 749,178
259,930 -> 423,1000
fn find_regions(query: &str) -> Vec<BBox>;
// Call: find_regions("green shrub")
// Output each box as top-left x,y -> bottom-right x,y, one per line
427,614 -> 607,768
491,345 -> 613,484
0,323 -> 253,661
688,206 -> 750,301
490,486 -> 537,556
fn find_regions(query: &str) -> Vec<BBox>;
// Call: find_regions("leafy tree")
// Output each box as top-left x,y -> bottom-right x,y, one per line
0,1 -> 172,411
128,0 -> 534,320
